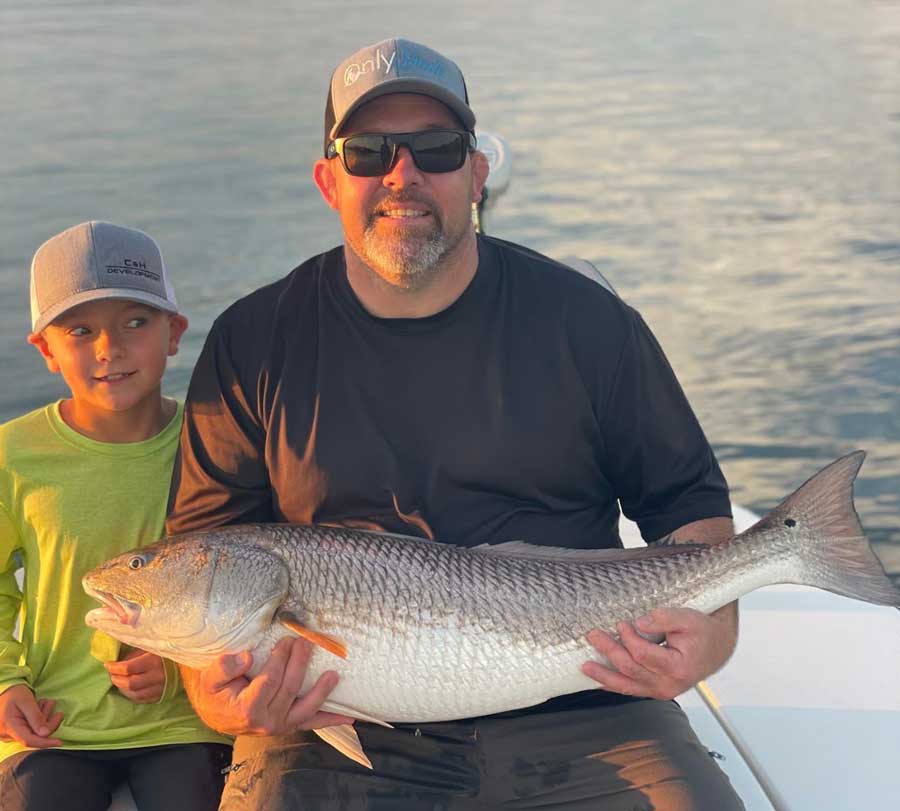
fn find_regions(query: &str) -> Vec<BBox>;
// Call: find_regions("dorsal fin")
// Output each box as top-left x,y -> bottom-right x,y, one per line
391,493 -> 435,540
471,540 -> 707,563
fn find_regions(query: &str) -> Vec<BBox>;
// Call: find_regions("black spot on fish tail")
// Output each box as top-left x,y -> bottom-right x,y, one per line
752,451 -> 900,607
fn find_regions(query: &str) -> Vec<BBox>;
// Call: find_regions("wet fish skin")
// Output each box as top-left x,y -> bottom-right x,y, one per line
83,451 -> 900,765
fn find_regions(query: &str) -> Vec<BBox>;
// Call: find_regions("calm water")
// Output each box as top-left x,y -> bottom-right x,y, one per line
2,0 -> 898,580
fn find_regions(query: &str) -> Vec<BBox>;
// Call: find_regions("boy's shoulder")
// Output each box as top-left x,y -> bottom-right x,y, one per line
0,403 -> 55,450
0,404 -> 56,494
1,400 -> 182,460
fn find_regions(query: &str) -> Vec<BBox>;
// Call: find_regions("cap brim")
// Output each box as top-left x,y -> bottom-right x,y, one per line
32,289 -> 179,334
328,78 -> 476,142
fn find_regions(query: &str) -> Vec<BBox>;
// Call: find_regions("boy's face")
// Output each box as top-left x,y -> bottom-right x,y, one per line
28,298 -> 188,417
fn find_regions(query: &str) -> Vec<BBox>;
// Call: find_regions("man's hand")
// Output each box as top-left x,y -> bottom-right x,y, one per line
181,636 -> 353,737
582,603 -> 738,700
0,684 -> 64,748
105,648 -> 167,704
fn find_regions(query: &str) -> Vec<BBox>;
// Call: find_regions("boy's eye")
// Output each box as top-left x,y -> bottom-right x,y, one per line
68,326 -> 90,337
126,317 -> 147,329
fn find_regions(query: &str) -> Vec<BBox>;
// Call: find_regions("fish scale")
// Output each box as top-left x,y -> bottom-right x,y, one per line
224,525 -> 763,719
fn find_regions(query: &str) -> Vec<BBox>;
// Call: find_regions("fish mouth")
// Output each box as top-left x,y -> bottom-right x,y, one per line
85,588 -> 142,627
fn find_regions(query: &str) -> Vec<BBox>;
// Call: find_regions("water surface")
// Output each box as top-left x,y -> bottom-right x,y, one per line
2,0 -> 898,579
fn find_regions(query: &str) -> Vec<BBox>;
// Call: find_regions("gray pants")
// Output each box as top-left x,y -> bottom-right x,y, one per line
0,743 -> 232,811
220,700 -> 745,810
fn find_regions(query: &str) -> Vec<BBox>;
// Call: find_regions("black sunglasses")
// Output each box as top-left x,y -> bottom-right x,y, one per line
326,129 -> 476,177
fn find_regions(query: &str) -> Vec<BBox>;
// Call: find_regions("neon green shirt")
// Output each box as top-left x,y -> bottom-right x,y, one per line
0,401 -> 230,762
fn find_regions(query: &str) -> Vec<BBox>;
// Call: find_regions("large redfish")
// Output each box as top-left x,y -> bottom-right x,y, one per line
83,452 -> 900,768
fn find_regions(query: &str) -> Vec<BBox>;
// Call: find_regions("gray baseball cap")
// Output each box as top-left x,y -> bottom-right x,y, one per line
30,221 -> 178,333
324,38 -> 476,153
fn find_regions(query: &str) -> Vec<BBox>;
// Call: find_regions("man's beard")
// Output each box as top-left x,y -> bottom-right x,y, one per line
355,199 -> 454,291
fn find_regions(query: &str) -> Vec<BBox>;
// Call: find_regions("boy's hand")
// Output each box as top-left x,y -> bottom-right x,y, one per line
105,648 -> 167,703
0,684 -> 64,747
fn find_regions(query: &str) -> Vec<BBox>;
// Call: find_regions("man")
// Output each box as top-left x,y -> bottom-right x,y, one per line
167,37 -> 744,810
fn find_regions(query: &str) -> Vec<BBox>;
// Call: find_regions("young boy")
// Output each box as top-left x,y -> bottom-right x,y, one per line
0,222 -> 232,810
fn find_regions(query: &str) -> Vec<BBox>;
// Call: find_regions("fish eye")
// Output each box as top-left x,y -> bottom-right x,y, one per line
128,555 -> 146,570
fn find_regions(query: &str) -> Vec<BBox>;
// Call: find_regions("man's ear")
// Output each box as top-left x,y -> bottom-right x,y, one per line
313,158 -> 340,210
27,332 -> 60,374
167,314 -> 189,357
470,150 -> 490,204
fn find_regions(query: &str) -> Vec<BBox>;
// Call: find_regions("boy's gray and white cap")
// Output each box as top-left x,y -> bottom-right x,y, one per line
30,221 -> 178,333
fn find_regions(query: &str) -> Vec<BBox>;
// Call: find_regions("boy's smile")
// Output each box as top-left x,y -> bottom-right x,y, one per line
28,298 -> 187,441
95,371 -> 137,383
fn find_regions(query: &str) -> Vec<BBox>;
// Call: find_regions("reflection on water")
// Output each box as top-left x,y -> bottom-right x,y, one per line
1,0 -> 898,579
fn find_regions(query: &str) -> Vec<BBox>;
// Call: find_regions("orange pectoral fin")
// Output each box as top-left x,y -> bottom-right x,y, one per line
277,611 -> 348,659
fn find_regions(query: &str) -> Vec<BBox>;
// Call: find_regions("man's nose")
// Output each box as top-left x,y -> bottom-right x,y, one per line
382,146 -> 423,188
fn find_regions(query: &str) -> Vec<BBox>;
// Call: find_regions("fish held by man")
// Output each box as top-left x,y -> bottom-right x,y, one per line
83,451 -> 900,769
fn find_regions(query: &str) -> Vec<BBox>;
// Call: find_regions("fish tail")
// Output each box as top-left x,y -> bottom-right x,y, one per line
754,450 -> 900,607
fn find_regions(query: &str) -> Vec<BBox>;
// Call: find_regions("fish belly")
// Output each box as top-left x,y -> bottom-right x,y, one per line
297,624 -> 601,722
